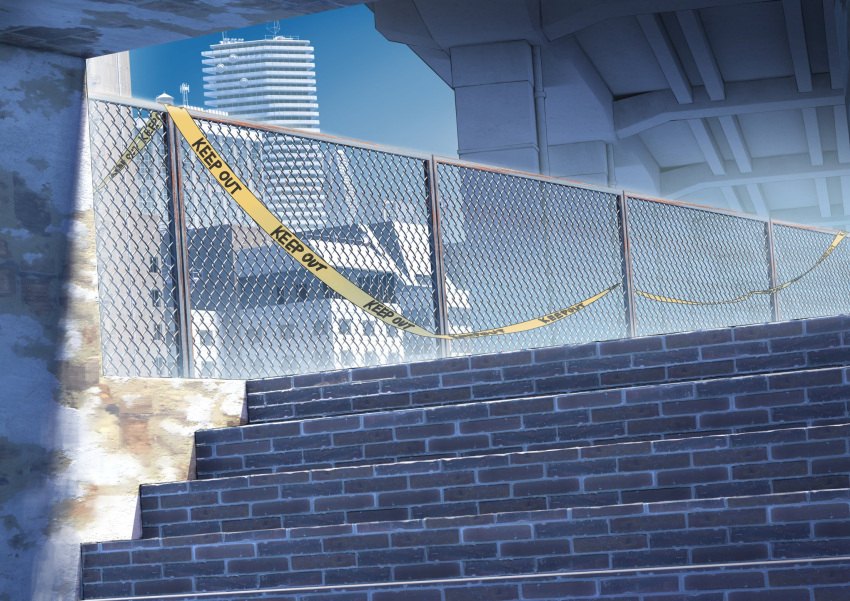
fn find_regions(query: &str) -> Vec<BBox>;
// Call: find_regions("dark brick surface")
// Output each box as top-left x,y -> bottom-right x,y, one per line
83,492 -> 849,599
199,365 -> 850,479
143,424 -> 850,538
85,314 -> 850,601
246,315 -> 850,424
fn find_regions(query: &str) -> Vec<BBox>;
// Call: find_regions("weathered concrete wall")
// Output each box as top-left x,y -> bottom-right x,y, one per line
0,43 -> 244,601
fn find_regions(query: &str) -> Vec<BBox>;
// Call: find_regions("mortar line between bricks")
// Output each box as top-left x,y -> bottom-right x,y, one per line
87,555 -> 850,601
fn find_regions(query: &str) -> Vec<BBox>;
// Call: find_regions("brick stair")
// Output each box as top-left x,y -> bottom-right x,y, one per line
196,365 -> 850,480
246,316 -> 850,423
81,316 -> 850,600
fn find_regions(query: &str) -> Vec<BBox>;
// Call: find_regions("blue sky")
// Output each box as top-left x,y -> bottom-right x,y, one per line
129,4 -> 458,157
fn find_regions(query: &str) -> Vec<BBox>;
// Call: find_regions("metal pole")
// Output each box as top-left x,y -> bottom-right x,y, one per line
164,111 -> 195,378
765,219 -> 780,322
617,192 -> 638,338
532,45 -> 550,176
425,156 -> 451,358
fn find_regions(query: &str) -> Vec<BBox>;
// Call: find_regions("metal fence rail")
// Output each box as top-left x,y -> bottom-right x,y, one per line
87,95 -> 850,379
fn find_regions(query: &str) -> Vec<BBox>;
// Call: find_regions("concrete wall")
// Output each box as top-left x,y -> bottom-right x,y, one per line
0,43 -> 244,601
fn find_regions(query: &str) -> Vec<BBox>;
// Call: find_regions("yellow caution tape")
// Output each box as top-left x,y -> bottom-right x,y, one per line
164,104 -> 618,339
634,230 -> 846,306
94,112 -> 164,192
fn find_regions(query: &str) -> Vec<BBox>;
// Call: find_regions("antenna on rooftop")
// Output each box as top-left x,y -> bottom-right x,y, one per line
180,83 -> 190,107
267,21 -> 280,39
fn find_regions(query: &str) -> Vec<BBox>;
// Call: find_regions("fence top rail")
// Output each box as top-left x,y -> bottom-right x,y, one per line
770,219 -> 844,235
625,192 -> 774,224
88,92 -> 843,238
433,156 -> 619,196
87,91 -> 433,161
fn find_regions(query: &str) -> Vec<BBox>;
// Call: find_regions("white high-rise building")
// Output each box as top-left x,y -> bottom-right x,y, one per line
201,33 -> 326,231
201,35 -> 320,131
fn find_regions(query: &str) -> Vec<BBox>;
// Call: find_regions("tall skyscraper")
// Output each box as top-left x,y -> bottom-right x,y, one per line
201,34 -> 320,131
201,32 -> 326,231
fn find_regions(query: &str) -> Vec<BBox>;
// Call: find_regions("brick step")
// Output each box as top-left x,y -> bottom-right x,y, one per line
247,316 -> 850,424
76,558 -> 850,601
143,423 -> 850,539
81,489 -> 850,599
197,366 -> 850,479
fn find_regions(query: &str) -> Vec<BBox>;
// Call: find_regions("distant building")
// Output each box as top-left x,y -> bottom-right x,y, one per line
87,51 -> 132,97
201,35 -> 326,231
201,35 -> 320,132
180,222 -> 468,378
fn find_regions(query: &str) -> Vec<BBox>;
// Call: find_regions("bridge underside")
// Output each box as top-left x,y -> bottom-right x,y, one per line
372,0 -> 850,229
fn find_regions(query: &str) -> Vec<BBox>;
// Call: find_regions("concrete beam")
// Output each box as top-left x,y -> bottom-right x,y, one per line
814,177 -> 831,218
835,105 -> 850,164
721,186 -> 744,212
745,183 -> 769,217
543,36 -> 615,146
371,0 -> 442,50
773,213 -> 849,229
616,136 -> 661,194
636,13 -> 692,104
615,74 -> 843,139
802,107 -> 824,166
687,118 -> 725,175
661,151 -> 849,198
718,115 -> 752,173
843,176 -> 850,218
541,0 -> 763,41
822,0 -> 843,89
782,0 -> 813,93
676,9 -> 725,101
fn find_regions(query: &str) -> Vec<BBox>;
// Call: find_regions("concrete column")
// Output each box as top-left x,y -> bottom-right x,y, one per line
0,45 -> 245,599
451,41 -> 540,172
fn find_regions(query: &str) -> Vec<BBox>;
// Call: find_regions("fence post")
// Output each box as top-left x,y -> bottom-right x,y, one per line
164,111 -> 195,378
425,156 -> 450,359
765,219 -> 781,323
617,192 -> 638,338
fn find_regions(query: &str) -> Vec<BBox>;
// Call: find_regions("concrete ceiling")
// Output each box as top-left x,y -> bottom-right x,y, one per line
372,0 -> 850,229
0,0 -> 363,58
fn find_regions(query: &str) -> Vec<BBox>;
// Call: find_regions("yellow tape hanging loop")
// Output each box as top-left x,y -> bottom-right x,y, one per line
94,112 -> 164,192
634,230 -> 846,306
165,104 -> 618,340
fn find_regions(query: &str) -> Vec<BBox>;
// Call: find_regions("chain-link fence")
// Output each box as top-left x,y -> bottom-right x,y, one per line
437,162 -> 626,357
88,96 -> 850,379
89,101 -> 183,378
626,196 -> 774,337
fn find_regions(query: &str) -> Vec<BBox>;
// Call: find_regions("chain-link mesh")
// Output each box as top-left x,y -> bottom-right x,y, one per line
88,99 -> 850,380
627,197 -> 773,337
88,100 -> 182,377
178,116 -> 439,379
437,163 -> 627,356
773,223 -> 850,321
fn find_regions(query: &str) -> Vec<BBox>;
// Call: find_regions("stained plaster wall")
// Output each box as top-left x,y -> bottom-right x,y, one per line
0,43 -> 245,601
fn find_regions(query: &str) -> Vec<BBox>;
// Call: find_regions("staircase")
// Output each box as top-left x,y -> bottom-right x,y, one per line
81,316 -> 850,600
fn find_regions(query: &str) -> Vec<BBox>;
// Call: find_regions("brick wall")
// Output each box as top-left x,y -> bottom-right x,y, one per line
199,366 -> 850,479
82,490 -> 849,598
247,316 -> 850,423
144,423 -> 850,538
